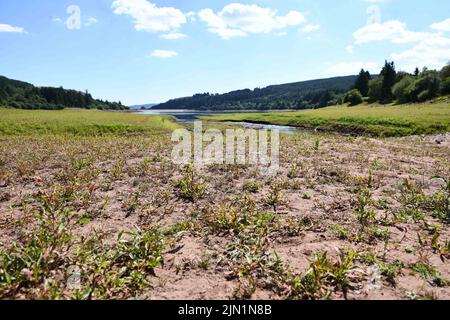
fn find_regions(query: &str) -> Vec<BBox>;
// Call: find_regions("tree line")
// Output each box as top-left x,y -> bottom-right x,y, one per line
344,61 -> 450,106
153,76 -> 357,111
0,76 -> 127,110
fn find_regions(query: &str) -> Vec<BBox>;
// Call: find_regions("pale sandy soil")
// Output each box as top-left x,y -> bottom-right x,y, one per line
0,132 -> 448,300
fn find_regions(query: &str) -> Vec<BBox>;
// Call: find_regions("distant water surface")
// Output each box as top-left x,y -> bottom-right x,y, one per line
134,109 -> 303,135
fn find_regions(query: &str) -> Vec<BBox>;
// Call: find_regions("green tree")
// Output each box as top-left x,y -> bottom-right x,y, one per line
84,90 -> 94,107
318,90 -> 332,108
392,75 -> 414,103
440,77 -> 450,95
368,78 -> 383,102
440,62 -> 450,80
380,61 -> 397,103
344,89 -> 363,106
353,69 -> 371,97
408,71 -> 441,102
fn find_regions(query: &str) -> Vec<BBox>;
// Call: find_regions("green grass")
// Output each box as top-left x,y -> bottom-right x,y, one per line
0,108 -> 180,136
202,100 -> 450,137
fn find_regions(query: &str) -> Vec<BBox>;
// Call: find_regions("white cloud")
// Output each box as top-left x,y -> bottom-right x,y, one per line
353,20 -> 429,44
150,50 -> 178,58
85,17 -> 98,27
301,24 -> 320,33
391,34 -> 450,71
327,61 -> 380,75
198,3 -> 306,39
431,18 -> 450,32
346,45 -> 354,54
351,18 -> 450,71
0,23 -> 25,33
112,0 -> 186,33
160,32 -> 188,40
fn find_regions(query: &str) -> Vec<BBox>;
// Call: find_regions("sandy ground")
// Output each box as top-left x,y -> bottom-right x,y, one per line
0,132 -> 449,300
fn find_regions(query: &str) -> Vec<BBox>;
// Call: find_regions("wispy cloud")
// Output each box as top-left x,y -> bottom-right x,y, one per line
85,17 -> 98,27
150,50 -> 178,58
301,24 -> 320,33
431,18 -> 450,32
0,23 -> 25,33
159,32 -> 188,40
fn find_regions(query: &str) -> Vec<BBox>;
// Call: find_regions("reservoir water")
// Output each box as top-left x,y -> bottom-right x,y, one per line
133,109 -> 303,135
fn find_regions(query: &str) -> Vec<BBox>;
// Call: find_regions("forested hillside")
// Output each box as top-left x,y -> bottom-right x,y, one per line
153,75 -> 358,110
0,76 -> 127,110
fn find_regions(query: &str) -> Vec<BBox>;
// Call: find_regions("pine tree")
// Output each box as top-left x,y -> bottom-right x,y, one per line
380,61 -> 396,102
84,90 -> 94,107
354,69 -> 371,97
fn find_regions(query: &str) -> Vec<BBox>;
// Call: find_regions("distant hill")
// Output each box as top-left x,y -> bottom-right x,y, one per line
153,75 -> 358,111
0,75 -> 128,110
129,103 -> 157,110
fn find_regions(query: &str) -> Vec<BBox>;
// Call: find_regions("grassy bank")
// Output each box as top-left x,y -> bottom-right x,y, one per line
0,108 -> 180,136
202,100 -> 450,137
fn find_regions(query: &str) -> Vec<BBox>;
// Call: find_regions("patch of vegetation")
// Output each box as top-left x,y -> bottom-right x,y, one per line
0,204 -> 170,299
344,89 -> 363,106
243,180 -> 262,193
409,262 -> 448,287
174,164 -> 206,202
288,249 -> 358,300
202,100 -> 450,137
354,188 -> 377,229
398,178 -> 449,224
379,261 -> 404,286
0,108 -> 180,136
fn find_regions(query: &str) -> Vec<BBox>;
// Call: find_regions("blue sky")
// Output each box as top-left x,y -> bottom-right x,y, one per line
1,0 -> 449,105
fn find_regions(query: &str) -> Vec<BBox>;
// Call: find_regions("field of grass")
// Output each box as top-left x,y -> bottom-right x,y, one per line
0,107 -> 449,300
0,108 -> 180,136
202,100 -> 450,137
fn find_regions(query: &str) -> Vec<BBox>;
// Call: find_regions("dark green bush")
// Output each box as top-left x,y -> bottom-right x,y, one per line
344,89 -> 363,106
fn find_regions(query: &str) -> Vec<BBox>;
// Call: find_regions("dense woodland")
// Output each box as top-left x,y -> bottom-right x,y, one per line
344,61 -> 450,106
0,76 -> 127,110
153,76 -> 358,110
